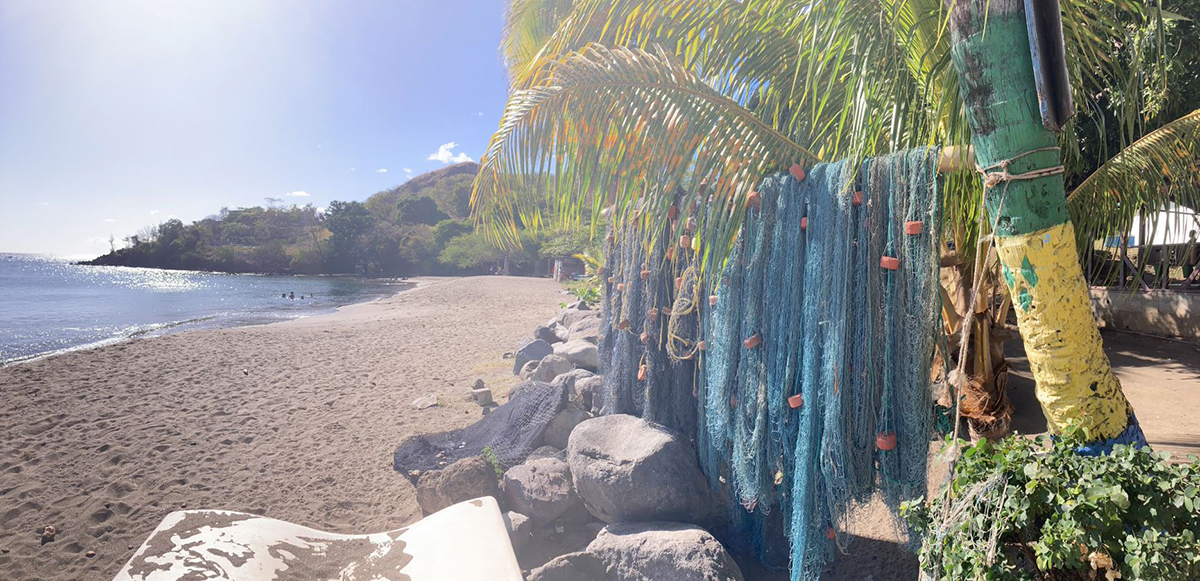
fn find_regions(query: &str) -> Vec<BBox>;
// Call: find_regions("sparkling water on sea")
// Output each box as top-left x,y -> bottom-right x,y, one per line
0,253 -> 407,365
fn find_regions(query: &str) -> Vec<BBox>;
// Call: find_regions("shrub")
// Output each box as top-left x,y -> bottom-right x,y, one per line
903,426 -> 1200,580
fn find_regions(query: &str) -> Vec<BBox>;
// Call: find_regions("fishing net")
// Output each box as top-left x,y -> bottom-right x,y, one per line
596,147 -> 943,578
598,210 -> 699,435
391,380 -> 567,478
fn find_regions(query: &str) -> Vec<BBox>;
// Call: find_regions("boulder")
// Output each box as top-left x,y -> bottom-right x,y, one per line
513,339 -> 554,375
575,376 -> 605,413
544,407 -> 591,450
553,308 -> 600,330
532,354 -> 574,383
502,511 -> 531,555
566,300 -> 592,311
534,325 -> 562,345
567,414 -> 712,523
501,456 -> 581,525
587,522 -> 744,581
518,360 -> 540,381
526,551 -> 608,581
550,321 -> 571,342
553,340 -> 599,371
550,369 -> 595,407
414,456 -> 499,514
566,316 -> 603,345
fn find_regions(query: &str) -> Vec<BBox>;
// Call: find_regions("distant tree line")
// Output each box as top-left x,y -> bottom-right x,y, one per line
83,162 -> 592,277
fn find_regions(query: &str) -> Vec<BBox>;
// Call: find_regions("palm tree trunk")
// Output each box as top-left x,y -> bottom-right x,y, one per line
946,0 -> 1146,452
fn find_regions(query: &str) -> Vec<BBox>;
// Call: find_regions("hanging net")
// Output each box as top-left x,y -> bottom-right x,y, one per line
596,148 -> 944,578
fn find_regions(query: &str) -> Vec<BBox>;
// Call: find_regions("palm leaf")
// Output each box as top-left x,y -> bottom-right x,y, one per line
1068,108 -> 1200,253
471,44 -> 818,270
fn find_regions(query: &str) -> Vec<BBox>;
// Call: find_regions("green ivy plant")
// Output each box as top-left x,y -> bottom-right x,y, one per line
481,445 -> 505,479
902,425 -> 1200,580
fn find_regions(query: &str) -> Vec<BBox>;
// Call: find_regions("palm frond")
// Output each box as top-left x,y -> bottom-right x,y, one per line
501,0 -> 577,82
471,44 -> 817,268
1068,108 -> 1200,250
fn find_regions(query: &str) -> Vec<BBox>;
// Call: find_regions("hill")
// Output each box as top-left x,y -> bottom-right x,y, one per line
79,162 -> 556,277
364,162 -> 478,224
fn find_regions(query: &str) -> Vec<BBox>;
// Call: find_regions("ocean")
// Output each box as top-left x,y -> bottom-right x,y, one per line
0,253 -> 407,365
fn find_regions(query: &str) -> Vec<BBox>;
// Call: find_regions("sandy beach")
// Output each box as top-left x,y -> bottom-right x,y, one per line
1,274 -> 1197,581
0,276 -> 568,580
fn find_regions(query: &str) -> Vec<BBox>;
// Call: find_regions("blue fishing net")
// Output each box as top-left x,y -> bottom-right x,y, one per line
597,148 -> 942,578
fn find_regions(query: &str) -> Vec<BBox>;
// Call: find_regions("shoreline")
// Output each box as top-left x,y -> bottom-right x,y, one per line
1,276 -> 426,368
0,275 -> 568,580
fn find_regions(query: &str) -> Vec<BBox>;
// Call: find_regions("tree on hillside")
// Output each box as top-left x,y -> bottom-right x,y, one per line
433,219 -> 473,247
323,200 -> 375,273
397,196 -> 450,225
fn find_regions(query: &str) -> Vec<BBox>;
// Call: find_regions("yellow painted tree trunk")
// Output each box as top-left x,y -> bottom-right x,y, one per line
946,0 -> 1146,453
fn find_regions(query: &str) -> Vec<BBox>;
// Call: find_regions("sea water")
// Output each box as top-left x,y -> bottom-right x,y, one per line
0,253 -> 407,365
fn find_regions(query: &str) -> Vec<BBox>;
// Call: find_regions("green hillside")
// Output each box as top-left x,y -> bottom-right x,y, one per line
364,162 -> 478,223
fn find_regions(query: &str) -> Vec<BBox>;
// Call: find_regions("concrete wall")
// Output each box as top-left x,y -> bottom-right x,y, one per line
1090,288 -> 1200,339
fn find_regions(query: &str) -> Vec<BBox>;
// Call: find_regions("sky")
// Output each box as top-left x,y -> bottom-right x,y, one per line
0,0 -> 510,257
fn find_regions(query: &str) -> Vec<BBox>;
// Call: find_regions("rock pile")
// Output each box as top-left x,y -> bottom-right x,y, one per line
405,301 -> 741,580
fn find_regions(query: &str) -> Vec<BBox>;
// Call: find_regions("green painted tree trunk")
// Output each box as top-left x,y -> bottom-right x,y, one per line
946,0 -> 1146,452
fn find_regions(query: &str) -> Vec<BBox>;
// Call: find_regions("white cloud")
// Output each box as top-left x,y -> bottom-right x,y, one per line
427,142 -> 474,164
375,168 -> 388,173
150,209 -> 160,216
476,111 -> 483,117
104,218 -> 117,223
39,202 -> 50,206
350,167 -> 357,172
284,191 -> 311,198
403,168 -> 413,174
316,206 -> 327,214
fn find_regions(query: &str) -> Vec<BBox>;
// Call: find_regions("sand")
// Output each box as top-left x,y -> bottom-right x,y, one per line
0,276 -> 569,580
2,273 -> 1197,580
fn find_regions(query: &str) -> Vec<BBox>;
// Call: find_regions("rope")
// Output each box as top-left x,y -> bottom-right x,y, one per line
941,144 -> 1065,526
975,146 -> 1063,188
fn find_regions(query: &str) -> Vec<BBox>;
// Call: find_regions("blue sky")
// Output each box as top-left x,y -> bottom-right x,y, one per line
0,0 -> 510,257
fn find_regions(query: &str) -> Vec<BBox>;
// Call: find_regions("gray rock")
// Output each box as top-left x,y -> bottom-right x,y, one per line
519,360 -> 540,381
553,340 -> 599,371
567,414 -> 713,523
534,325 -> 562,345
566,300 -> 592,311
554,308 -> 600,330
544,407 -> 591,450
551,369 -> 595,407
501,457 -> 581,525
532,354 -> 574,383
575,376 -> 605,413
471,387 -> 493,406
414,456 -> 499,514
566,316 -> 603,345
549,321 -> 571,342
513,339 -> 554,375
502,511 -> 531,555
587,522 -> 744,581
412,395 -> 438,410
526,551 -> 607,581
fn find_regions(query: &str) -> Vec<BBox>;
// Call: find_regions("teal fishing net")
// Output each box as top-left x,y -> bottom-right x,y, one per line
597,147 -> 942,578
